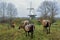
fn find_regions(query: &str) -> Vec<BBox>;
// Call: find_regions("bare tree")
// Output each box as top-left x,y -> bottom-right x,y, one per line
37,1 -> 49,19
37,1 -> 58,23
0,2 -> 7,22
7,3 -> 17,23
47,1 -> 58,23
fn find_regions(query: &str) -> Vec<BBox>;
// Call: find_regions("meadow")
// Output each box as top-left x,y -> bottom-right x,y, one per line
0,19 -> 60,40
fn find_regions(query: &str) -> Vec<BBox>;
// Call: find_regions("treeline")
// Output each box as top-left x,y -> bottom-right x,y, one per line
0,2 -> 18,23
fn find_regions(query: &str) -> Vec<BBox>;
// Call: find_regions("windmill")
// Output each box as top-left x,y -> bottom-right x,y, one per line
27,1 -> 36,19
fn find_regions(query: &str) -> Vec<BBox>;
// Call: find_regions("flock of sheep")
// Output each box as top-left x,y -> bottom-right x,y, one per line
11,19 -> 51,38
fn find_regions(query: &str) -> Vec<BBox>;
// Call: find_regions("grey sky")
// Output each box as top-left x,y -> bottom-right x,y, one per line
1,0 -> 60,17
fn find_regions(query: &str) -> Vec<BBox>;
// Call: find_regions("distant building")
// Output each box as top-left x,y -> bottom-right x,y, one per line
27,1 -> 36,19
28,12 -> 36,19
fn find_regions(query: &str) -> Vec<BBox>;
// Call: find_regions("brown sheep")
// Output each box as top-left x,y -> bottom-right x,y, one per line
11,22 -> 15,28
19,20 -> 35,38
19,24 -> 35,38
38,19 -> 51,34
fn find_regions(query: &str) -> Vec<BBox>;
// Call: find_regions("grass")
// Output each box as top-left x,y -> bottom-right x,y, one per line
0,20 -> 60,40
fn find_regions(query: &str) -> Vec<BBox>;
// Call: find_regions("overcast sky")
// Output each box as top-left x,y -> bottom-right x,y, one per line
1,0 -> 60,17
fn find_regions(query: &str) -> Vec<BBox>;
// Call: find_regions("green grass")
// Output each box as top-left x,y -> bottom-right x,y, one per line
0,20 -> 60,40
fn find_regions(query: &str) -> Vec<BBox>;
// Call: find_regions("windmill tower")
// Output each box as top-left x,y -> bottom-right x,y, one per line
27,1 -> 36,19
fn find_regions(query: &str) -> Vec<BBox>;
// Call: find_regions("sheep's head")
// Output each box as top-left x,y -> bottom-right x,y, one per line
18,24 -> 25,29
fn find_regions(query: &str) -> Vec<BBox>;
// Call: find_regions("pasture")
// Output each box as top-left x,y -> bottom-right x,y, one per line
0,19 -> 60,40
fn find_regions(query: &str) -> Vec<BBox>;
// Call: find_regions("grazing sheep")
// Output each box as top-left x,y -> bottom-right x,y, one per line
38,19 -> 51,34
11,22 -> 15,28
19,24 -> 35,38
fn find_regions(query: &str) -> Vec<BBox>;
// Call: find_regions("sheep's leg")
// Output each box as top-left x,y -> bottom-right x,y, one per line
45,27 -> 48,34
28,31 -> 30,36
43,27 -> 44,32
47,28 -> 48,34
18,27 -> 20,29
31,31 -> 33,38
43,27 -> 45,32
25,31 -> 27,36
49,27 -> 50,34
43,27 -> 46,33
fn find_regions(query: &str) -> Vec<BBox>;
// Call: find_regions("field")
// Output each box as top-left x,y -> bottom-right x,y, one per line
0,19 -> 60,40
